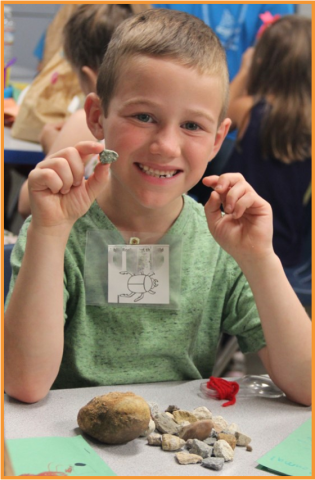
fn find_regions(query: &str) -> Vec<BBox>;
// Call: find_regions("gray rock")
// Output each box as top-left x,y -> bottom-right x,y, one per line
202,457 -> 225,471
147,401 -> 160,417
189,439 -> 213,458
154,412 -> 180,435
203,437 -> 216,446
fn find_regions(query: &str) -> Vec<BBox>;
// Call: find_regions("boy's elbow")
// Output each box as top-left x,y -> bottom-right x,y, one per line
4,375 -> 52,404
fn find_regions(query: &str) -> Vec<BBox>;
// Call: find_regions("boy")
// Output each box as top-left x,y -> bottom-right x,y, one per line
4,10 -> 311,405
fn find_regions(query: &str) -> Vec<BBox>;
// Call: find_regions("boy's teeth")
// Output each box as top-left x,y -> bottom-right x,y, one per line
139,163 -> 177,178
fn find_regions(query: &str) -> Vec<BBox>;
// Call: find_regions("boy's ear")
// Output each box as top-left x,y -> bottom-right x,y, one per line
81,66 -> 98,93
84,93 -> 105,140
210,118 -> 232,159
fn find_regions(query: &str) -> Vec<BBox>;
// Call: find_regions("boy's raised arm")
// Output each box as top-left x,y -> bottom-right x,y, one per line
203,173 -> 312,406
4,142 -> 108,403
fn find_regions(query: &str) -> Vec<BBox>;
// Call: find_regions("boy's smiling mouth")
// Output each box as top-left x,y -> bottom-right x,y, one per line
137,163 -> 180,179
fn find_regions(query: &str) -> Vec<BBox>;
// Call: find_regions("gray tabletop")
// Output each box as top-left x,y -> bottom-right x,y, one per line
4,380 -> 311,477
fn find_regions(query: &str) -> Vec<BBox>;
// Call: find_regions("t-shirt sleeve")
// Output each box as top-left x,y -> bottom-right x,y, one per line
4,217 -> 69,321
222,261 -> 266,354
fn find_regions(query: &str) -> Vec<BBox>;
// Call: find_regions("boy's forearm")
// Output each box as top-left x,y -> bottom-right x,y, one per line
4,223 -> 70,403
241,254 -> 312,405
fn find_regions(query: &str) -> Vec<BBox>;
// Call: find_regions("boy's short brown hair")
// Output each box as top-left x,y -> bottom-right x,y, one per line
96,9 -> 229,123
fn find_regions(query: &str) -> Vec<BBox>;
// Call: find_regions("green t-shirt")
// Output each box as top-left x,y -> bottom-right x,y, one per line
7,195 -> 266,389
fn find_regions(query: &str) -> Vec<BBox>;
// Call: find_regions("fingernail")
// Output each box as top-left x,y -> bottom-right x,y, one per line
225,205 -> 232,213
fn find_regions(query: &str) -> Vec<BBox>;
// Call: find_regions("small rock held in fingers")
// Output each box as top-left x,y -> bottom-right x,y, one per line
99,149 -> 119,164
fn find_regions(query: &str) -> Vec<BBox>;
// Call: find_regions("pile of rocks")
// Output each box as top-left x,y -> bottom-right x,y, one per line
145,403 -> 252,472
77,392 -> 251,473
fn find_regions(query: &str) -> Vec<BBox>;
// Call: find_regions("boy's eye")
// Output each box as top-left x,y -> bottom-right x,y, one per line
135,114 -> 153,123
182,122 -> 200,131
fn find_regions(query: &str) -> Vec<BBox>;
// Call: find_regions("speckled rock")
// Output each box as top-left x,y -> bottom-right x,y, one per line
179,420 -> 214,441
202,457 -> 225,471
175,452 -> 203,465
161,434 -> 186,451
213,439 -> 234,461
77,391 -> 150,444
173,410 -> 198,424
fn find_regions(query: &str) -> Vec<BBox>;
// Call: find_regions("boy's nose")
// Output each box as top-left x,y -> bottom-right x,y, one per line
149,126 -> 181,159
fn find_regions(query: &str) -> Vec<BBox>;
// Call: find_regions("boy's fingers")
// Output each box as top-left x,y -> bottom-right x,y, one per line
75,141 -> 104,163
204,190 -> 223,228
29,167 -> 63,195
85,162 -> 110,203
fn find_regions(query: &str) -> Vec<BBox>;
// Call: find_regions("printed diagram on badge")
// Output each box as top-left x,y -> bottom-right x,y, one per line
108,245 -> 170,304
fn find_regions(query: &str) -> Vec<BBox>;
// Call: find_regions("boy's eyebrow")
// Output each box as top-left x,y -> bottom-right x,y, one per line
122,98 -> 217,125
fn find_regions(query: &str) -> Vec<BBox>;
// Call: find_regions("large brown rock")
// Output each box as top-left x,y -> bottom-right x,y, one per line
77,391 -> 150,444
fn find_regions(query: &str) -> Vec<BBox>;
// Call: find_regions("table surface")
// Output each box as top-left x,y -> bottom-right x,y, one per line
4,379 -> 311,477
4,126 -> 44,165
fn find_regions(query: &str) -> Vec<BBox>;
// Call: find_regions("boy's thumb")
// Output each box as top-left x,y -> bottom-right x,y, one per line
85,163 -> 110,203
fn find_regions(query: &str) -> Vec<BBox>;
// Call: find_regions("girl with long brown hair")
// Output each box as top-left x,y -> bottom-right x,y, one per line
224,15 -> 311,268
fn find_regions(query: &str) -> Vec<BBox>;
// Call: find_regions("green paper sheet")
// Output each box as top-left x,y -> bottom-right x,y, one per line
6,435 -> 116,476
257,418 -> 312,476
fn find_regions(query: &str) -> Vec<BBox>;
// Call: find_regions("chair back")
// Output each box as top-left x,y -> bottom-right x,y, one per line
285,198 -> 312,306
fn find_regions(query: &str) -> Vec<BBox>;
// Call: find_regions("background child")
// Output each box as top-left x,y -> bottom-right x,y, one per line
5,9 -> 311,407
223,15 -> 311,268
17,4 -> 147,219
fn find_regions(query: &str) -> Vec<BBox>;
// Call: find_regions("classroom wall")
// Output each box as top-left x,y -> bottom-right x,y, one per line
7,4 -> 61,71
7,3 -> 312,76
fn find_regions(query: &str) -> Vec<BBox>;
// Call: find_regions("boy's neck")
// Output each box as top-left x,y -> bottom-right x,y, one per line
96,186 -> 184,244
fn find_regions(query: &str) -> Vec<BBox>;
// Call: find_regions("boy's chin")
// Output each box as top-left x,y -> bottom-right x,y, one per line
136,191 -> 184,211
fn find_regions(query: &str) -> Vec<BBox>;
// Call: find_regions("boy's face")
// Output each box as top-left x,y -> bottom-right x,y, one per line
91,55 -> 230,211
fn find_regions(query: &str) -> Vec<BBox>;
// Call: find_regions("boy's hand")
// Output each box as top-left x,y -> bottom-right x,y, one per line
28,141 -> 108,233
203,174 -> 274,265
39,121 -> 65,154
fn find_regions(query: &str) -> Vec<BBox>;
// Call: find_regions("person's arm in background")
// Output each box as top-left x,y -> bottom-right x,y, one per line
18,109 -> 97,219
227,48 -> 254,133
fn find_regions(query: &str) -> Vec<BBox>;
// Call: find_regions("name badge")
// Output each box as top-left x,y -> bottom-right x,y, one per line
108,244 -> 170,304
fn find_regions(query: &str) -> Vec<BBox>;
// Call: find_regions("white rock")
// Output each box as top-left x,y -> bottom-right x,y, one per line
140,418 -> 156,437
235,431 -> 251,446
213,416 -> 229,432
192,406 -> 212,420
213,439 -> 234,462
